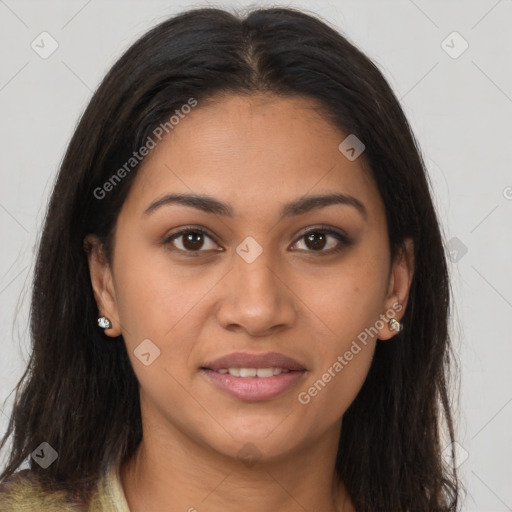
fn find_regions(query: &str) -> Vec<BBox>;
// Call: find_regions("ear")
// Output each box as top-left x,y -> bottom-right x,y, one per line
377,238 -> 415,340
83,234 -> 122,337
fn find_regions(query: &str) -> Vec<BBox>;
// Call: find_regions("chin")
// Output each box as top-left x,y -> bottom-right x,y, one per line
201,422 -> 306,461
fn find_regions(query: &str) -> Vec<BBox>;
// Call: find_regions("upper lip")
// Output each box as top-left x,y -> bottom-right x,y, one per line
201,351 -> 306,371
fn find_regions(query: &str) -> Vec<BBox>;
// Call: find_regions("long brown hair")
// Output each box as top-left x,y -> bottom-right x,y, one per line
0,7 -> 461,510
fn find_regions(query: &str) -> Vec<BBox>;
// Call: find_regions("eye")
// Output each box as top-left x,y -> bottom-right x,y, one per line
164,225 -> 351,256
164,227 -> 221,253
291,225 -> 351,255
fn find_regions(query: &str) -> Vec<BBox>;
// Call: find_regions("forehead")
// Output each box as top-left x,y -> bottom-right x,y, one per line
124,93 -> 384,224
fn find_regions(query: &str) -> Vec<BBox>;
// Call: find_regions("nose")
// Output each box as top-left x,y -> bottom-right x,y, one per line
215,252 -> 298,337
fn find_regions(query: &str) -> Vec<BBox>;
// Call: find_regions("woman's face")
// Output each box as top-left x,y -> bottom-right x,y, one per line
87,93 -> 413,462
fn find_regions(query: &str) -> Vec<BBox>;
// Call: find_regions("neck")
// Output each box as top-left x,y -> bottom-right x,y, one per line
119,417 -> 353,511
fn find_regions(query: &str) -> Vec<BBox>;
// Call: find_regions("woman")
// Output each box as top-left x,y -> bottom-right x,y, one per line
0,6 -> 460,511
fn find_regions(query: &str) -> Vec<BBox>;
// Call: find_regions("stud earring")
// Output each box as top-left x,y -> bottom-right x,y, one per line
97,316 -> 112,330
389,318 -> 403,333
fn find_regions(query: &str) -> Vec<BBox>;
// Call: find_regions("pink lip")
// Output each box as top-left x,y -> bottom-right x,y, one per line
201,351 -> 306,371
200,368 -> 307,402
200,351 -> 308,402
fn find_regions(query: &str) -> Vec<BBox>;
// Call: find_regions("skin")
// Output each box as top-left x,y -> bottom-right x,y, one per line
86,92 -> 414,512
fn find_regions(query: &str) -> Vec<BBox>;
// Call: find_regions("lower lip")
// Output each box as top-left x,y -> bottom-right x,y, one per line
200,369 -> 306,402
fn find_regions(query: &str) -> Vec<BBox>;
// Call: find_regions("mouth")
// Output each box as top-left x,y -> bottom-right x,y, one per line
203,367 -> 295,377
199,352 -> 307,402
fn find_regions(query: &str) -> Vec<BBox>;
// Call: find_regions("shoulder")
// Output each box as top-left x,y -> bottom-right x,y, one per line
0,469 -> 86,511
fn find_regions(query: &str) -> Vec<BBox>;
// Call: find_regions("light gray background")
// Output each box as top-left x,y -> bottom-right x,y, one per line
1,1 -> 511,510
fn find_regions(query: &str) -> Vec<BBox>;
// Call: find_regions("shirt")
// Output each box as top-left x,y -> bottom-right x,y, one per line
0,463 -> 131,511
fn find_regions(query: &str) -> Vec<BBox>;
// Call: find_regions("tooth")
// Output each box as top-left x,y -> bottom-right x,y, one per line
223,367 -> 289,378
239,368 -> 257,378
257,368 -> 274,378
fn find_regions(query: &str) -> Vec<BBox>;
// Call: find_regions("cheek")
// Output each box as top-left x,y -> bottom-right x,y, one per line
110,246 -> 207,411
292,251 -> 387,416
297,252 -> 389,345
297,341 -> 375,432
111,239 -> 215,341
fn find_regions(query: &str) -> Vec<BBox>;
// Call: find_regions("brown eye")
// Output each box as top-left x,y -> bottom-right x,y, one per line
304,232 -> 328,251
292,226 -> 351,254
166,228 -> 220,253
182,232 -> 206,250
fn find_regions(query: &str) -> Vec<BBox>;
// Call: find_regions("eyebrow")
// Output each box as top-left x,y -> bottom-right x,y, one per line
142,192 -> 367,220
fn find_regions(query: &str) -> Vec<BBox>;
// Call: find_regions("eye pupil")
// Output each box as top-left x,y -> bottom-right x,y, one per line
305,232 -> 326,251
183,232 -> 204,250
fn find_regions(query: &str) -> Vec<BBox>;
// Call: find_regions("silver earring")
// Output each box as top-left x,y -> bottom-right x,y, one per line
389,318 -> 403,333
97,316 -> 112,330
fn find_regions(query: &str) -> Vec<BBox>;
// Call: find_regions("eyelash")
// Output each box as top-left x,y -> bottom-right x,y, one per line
163,224 -> 352,257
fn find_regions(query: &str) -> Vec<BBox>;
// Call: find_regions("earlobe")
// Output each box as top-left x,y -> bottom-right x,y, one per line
378,238 -> 415,341
83,234 -> 121,337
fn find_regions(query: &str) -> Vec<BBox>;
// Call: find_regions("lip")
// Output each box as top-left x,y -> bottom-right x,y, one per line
201,351 -> 306,371
200,368 -> 307,402
200,351 -> 307,402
